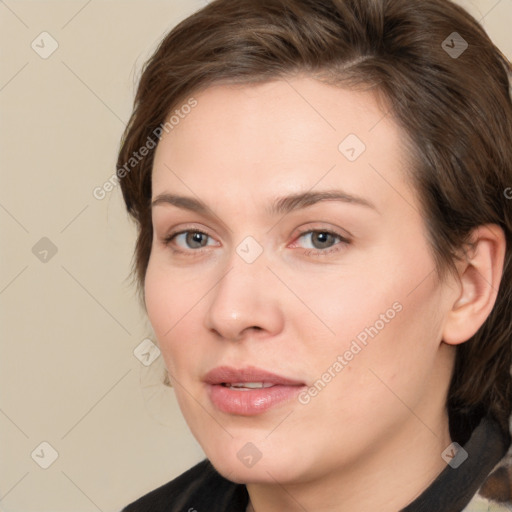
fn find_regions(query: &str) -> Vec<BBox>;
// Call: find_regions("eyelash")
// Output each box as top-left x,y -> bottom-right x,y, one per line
162,227 -> 350,258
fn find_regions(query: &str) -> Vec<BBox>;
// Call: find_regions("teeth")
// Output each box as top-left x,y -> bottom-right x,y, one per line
226,382 -> 274,389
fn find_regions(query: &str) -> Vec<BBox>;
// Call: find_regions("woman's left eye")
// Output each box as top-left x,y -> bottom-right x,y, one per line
292,230 -> 350,255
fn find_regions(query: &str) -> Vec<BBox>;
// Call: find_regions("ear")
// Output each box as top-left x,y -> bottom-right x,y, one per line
442,224 -> 506,346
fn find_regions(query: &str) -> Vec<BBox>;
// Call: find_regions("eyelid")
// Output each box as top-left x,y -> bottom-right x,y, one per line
292,225 -> 351,241
163,226 -> 218,246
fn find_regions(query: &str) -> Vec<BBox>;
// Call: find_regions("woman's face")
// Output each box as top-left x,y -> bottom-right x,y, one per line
145,77 -> 457,484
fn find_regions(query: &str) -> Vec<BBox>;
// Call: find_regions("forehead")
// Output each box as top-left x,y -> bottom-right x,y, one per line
151,77 -> 415,216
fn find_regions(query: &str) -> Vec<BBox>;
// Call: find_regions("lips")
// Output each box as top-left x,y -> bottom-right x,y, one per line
204,366 -> 306,415
204,366 -> 305,386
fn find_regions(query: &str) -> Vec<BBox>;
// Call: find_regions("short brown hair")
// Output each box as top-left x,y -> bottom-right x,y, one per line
117,0 -> 512,440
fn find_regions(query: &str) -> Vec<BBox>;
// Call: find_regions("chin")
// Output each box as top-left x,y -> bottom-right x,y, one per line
211,458 -> 291,485
205,441 -> 307,485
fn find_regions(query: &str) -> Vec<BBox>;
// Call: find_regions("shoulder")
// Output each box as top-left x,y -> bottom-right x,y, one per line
464,439 -> 512,511
121,459 -> 248,512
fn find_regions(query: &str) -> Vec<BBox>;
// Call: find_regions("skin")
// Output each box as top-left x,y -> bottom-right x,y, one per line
145,76 -> 505,512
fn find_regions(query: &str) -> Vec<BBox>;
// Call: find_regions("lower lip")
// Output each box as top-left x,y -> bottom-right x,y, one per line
207,384 -> 305,415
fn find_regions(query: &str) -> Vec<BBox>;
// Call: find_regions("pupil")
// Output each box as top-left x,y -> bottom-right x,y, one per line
188,232 -> 206,247
313,232 -> 331,249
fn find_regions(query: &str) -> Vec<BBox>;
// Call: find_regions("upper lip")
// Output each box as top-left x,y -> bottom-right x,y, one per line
203,366 -> 305,386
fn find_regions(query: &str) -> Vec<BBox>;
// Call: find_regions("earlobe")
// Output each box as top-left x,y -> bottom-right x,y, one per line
442,224 -> 506,346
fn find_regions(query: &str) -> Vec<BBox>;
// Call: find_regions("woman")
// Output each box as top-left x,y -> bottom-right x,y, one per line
118,0 -> 512,510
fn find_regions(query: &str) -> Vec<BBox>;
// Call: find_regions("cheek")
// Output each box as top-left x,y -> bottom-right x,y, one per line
144,255 -> 215,384
144,251 -> 200,330
144,261 -> 171,338
332,281 -> 444,419
314,235 -> 444,383
286,251 -> 419,359
144,259 -> 191,371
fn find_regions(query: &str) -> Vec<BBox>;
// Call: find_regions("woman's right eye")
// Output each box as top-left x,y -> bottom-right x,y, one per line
163,229 -> 218,255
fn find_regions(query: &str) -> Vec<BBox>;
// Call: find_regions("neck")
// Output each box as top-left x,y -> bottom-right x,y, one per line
246,411 -> 452,512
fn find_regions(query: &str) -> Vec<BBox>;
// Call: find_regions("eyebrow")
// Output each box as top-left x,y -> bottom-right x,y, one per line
151,190 -> 377,216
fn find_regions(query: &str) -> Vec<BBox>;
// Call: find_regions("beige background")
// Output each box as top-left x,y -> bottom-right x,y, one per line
0,1 -> 510,511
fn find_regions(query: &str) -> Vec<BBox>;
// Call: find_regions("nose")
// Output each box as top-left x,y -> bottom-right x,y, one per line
203,253 -> 285,342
